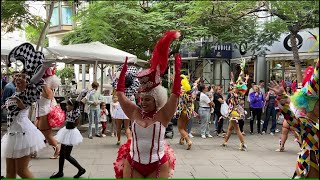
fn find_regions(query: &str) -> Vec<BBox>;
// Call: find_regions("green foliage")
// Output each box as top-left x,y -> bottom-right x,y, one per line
61,1 -> 319,59
55,67 -> 74,79
1,1 -> 43,32
25,24 -> 49,47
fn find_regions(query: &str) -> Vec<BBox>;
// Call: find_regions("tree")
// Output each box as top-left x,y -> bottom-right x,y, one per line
61,1 -> 208,60
25,24 -> 49,47
1,1 -> 41,33
264,1 -> 319,83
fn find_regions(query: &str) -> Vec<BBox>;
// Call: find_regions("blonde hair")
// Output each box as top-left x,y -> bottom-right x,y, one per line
253,85 -> 260,91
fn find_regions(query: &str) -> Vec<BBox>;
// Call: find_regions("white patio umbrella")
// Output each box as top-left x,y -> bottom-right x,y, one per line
1,39 -> 50,56
47,41 -> 137,64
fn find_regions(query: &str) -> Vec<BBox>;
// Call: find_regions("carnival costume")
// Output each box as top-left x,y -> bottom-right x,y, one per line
226,59 -> 248,121
175,75 -> 197,120
1,43 -> 52,159
222,59 -> 248,151
36,67 -> 61,118
275,59 -> 319,178
50,96 -> 86,179
114,31 -> 181,178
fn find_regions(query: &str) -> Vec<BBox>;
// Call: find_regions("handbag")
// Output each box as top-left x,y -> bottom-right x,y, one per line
220,102 -> 229,117
47,99 -> 66,128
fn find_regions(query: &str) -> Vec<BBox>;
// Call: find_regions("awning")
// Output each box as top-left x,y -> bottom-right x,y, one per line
265,52 -> 319,61
230,56 -> 254,63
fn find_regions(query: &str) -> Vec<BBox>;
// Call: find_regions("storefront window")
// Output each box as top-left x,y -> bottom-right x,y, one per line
50,7 -> 59,27
62,6 -> 73,25
269,59 -> 316,83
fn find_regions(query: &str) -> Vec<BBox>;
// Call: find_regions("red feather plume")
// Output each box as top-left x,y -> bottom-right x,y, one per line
302,66 -> 314,86
149,31 -> 180,75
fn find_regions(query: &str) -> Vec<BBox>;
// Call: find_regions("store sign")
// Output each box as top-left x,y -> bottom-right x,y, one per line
201,42 -> 232,59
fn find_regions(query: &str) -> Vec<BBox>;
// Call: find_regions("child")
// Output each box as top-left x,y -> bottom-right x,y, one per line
100,102 -> 109,137
110,94 -> 131,145
109,95 -> 117,137
50,96 -> 86,179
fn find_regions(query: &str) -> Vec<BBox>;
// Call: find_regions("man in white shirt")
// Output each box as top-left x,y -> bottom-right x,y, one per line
198,84 -> 214,138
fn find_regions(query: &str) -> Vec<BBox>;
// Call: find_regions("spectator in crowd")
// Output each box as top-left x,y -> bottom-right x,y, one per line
2,71 -> 18,105
87,82 -> 103,139
213,85 -> 225,137
259,80 -> 265,96
262,89 -> 278,135
249,85 -> 265,134
199,84 -> 214,138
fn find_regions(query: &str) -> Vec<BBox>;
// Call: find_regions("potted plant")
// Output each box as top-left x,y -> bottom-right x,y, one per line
55,67 -> 74,85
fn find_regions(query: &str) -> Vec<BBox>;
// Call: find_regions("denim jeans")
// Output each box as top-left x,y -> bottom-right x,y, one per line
88,109 -> 100,137
262,106 -> 277,133
199,107 -> 211,136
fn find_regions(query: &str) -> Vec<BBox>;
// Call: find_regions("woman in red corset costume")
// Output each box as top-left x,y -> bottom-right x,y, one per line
113,31 -> 181,178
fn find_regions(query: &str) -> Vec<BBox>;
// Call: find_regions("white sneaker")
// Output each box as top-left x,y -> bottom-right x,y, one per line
270,132 -> 275,136
262,131 -> 266,134
275,129 -> 280,133
102,134 -> 107,137
189,133 -> 194,138
201,135 -> 206,139
206,134 -> 213,138
111,133 -> 115,137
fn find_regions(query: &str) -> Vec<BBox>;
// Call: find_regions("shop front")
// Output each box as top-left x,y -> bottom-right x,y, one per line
266,52 -> 318,84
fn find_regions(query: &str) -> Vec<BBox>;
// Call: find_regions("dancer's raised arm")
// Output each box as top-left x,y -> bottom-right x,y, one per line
159,53 -> 181,126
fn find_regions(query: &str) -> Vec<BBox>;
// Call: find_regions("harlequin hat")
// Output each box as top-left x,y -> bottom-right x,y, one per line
7,43 -> 44,82
112,64 -> 140,98
234,58 -> 247,95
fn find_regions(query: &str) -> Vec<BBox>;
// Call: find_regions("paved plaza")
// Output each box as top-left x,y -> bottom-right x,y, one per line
1,121 -> 298,179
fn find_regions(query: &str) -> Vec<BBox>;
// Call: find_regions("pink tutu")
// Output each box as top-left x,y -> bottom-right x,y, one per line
113,139 -> 176,178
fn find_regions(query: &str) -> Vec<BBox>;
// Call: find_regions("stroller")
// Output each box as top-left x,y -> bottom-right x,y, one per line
165,122 -> 174,139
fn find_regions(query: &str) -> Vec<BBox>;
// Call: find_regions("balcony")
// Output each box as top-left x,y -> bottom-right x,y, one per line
47,1 -> 75,34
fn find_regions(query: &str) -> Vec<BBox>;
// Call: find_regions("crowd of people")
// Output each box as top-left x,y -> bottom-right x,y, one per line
0,32 -> 319,179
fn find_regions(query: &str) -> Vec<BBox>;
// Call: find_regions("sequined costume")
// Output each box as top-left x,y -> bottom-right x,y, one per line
277,93 -> 319,177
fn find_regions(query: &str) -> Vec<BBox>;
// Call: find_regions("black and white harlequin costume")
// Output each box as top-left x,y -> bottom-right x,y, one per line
55,107 -> 83,146
1,43 -> 47,158
112,64 -> 140,98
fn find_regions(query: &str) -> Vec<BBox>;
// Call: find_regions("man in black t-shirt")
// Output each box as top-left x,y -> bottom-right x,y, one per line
213,85 -> 225,136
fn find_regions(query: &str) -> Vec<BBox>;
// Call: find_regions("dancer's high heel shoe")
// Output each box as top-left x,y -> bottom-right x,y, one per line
179,137 -> 185,145
50,145 -> 60,159
275,146 -> 285,152
239,143 -> 247,151
222,142 -> 227,147
186,141 -> 192,150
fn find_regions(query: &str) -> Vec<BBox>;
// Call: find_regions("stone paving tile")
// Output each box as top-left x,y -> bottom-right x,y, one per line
191,171 -> 227,178
250,165 -> 286,173
254,172 -> 291,178
221,165 -> 256,172
192,165 -> 226,173
210,159 -> 242,166
223,172 -> 260,178
172,171 -> 194,178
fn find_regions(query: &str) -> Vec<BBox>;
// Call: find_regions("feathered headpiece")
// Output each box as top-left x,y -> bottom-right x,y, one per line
181,74 -> 191,92
291,58 -> 319,112
137,30 -> 180,92
43,67 -> 56,78
234,58 -> 248,95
